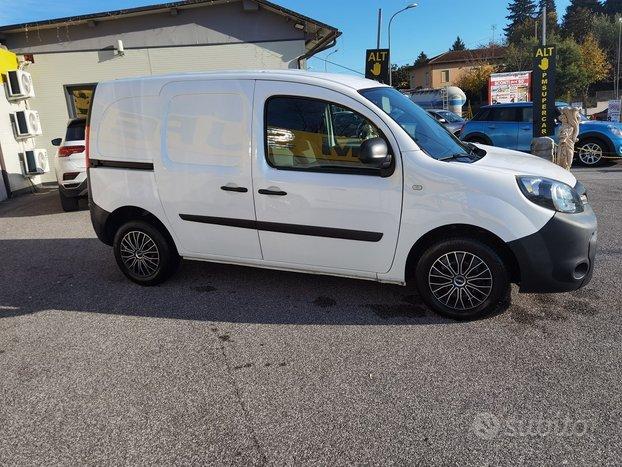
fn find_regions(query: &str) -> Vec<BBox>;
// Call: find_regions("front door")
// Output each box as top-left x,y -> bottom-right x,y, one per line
251,81 -> 402,274
516,106 -> 534,152
487,106 -> 519,150
155,79 -> 261,260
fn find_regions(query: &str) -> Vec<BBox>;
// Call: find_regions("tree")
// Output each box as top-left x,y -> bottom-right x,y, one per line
450,36 -> 466,51
391,64 -> 411,89
603,0 -> 622,16
501,32 -> 609,100
414,51 -> 428,66
590,13 -> 620,84
505,0 -> 537,41
578,33 -> 611,98
562,0 -> 602,42
455,63 -> 497,104
538,0 -> 559,36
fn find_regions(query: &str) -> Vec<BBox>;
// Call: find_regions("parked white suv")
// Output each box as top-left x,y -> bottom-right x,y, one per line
52,118 -> 87,211
87,71 -> 597,319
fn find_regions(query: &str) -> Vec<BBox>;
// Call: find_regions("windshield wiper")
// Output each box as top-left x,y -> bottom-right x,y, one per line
439,152 -> 473,162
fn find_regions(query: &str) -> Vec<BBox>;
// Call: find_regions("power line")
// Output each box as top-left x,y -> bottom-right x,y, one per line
309,56 -> 365,75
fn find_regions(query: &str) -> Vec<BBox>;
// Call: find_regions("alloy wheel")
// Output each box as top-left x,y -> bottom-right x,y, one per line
428,251 -> 493,311
578,142 -> 603,165
119,230 -> 160,278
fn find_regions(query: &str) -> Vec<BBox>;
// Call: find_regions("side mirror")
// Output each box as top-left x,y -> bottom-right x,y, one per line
438,118 -> 447,124
359,137 -> 391,169
51,138 -> 62,146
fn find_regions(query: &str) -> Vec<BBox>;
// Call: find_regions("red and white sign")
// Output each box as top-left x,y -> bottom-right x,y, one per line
488,71 -> 532,105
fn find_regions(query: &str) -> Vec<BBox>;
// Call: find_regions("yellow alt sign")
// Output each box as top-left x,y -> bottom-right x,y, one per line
365,48 -> 390,85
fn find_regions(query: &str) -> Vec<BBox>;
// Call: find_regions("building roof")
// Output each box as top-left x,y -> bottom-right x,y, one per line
0,0 -> 339,39
410,46 -> 506,69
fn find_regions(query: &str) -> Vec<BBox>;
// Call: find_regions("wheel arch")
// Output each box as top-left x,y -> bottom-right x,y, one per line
462,132 -> 492,145
577,132 -> 614,155
404,224 -> 520,284
101,205 -> 177,253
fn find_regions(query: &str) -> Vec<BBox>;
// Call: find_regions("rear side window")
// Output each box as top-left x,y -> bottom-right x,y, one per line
472,108 -> 491,121
65,120 -> 85,141
520,107 -> 533,122
265,96 -> 385,173
490,107 -> 519,122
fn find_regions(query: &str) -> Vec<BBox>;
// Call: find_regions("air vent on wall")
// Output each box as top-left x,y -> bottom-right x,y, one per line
6,70 -> 35,100
14,110 -> 42,138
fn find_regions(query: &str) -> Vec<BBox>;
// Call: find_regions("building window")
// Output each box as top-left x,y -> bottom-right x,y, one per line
441,70 -> 450,83
64,84 -> 97,118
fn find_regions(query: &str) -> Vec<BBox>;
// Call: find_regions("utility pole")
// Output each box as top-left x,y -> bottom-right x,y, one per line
617,17 -> 621,99
376,9 -> 382,49
542,5 -> 546,46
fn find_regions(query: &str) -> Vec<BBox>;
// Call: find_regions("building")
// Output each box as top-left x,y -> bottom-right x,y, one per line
407,46 -> 505,90
0,0 -> 339,198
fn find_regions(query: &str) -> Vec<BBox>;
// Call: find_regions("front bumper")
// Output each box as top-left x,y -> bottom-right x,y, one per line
508,206 -> 597,293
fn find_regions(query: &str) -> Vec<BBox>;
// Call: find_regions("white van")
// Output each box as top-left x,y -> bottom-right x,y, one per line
87,71 -> 597,319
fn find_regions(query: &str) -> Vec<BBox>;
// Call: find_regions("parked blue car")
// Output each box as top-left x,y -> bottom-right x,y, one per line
461,102 -> 622,166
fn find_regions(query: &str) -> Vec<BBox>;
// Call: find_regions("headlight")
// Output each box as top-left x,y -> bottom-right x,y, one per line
516,176 -> 584,213
609,126 -> 622,137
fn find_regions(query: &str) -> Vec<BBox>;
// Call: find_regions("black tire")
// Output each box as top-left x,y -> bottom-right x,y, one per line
113,220 -> 180,286
415,237 -> 510,320
575,138 -> 606,166
59,191 -> 80,212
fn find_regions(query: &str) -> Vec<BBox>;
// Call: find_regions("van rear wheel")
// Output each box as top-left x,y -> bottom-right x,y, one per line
415,238 -> 510,320
113,220 -> 180,286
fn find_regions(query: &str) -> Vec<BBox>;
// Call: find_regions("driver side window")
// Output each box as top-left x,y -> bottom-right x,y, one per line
265,96 -> 386,173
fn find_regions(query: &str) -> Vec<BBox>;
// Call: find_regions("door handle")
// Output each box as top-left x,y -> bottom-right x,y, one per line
221,185 -> 248,193
258,188 -> 287,196
487,125 -> 496,129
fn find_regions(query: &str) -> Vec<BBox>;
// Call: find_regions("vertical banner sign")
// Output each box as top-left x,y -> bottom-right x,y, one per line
533,45 -> 556,137
365,49 -> 390,85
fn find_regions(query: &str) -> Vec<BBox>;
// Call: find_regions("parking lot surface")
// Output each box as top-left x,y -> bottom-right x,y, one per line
0,165 -> 621,465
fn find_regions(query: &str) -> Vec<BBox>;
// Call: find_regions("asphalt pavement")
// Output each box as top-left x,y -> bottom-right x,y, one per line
0,164 -> 620,465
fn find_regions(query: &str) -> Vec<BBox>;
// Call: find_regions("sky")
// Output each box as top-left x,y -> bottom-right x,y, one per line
0,0 -> 573,75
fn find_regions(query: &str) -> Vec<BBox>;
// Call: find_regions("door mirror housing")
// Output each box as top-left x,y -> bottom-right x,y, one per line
359,137 -> 391,169
51,138 -> 62,146
438,118 -> 447,124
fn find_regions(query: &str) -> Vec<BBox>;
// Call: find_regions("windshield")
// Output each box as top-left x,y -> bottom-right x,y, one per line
360,87 -> 471,160
435,110 -> 464,123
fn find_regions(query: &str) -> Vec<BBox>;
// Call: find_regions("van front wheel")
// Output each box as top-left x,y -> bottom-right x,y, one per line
415,238 -> 510,320
113,220 -> 180,286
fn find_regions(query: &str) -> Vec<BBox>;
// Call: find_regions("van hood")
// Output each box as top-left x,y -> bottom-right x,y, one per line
472,144 -> 576,187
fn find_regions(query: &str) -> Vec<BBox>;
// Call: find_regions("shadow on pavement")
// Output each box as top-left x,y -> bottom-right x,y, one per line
0,187 -> 88,218
0,237 -> 471,325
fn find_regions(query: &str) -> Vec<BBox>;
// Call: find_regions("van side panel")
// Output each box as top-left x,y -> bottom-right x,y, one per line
153,79 -> 262,260
89,167 -> 179,246
379,150 -> 555,284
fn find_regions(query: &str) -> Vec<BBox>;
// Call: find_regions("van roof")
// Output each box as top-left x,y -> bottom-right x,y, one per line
102,70 -> 388,92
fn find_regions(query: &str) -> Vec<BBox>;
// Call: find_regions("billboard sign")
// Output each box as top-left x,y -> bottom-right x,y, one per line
365,49 -> 390,85
488,71 -> 531,104
533,45 -> 556,137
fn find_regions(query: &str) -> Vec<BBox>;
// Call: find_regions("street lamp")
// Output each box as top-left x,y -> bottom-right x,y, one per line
388,3 -> 417,86
617,17 -> 622,99
325,48 -> 339,72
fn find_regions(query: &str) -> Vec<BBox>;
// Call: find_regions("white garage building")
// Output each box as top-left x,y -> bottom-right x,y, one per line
0,0 -> 339,195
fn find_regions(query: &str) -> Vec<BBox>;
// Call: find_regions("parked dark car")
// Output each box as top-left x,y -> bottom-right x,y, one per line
426,109 -> 466,136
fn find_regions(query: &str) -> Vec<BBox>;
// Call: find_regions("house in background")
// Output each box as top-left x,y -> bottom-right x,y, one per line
0,0 -> 339,194
407,46 -> 506,90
